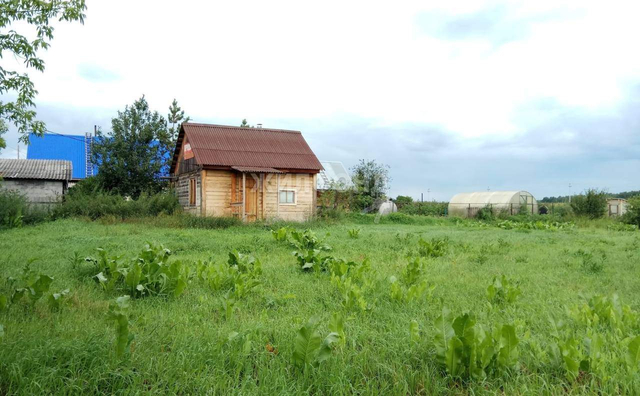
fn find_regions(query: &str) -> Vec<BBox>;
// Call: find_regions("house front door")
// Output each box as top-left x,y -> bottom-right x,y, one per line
244,175 -> 257,220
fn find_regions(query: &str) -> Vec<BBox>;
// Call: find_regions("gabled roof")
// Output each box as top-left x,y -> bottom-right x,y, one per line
0,159 -> 72,181
171,123 -> 323,174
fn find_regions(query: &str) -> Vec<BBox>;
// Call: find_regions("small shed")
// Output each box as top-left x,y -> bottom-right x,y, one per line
607,198 -> 629,217
0,159 -> 72,206
448,191 -> 538,218
170,123 -> 323,222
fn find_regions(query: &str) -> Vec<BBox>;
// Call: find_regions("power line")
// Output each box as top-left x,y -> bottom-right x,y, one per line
42,130 -> 88,143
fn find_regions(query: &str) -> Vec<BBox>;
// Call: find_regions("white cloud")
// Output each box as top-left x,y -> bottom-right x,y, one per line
2,0 -> 639,198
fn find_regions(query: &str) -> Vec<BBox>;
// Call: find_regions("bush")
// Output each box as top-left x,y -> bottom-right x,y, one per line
0,189 -> 28,228
570,189 -> 607,219
66,177 -> 103,198
622,196 -> 640,227
475,206 -> 495,221
394,195 -> 413,209
0,189 -> 50,229
54,190 -> 180,220
398,201 -> 447,217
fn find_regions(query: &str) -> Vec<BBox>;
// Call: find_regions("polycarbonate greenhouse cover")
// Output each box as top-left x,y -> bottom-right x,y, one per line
449,191 -> 535,205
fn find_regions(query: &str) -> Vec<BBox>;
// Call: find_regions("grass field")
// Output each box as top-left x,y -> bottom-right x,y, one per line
1,218 -> 640,394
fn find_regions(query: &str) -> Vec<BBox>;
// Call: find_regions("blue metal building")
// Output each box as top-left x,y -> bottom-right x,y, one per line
26,133 -> 95,180
27,132 -> 171,180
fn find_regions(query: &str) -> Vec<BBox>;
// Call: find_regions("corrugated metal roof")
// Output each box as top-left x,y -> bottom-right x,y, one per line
27,133 -> 90,179
172,123 -> 323,173
0,159 -> 72,181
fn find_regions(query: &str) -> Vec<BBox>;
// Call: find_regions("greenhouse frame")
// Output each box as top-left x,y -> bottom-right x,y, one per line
448,191 -> 538,218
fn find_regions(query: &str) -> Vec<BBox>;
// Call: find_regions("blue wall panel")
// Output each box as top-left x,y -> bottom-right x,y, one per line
27,133 -> 88,179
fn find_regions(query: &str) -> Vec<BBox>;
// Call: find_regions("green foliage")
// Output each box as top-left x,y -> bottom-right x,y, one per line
571,189 -> 608,219
627,336 -> 640,372
570,294 -> 638,334
47,289 -> 70,311
329,312 -> 346,347
179,214 -> 240,229
497,219 -> 575,230
92,96 -> 173,198
222,291 -> 236,321
328,256 -> 371,311
197,251 -> 262,320
89,243 -> 192,298
0,189 -> 25,229
292,316 -> 340,369
5,218 -> 640,393
347,228 -> 360,239
475,206 -> 495,221
350,159 -> 390,210
332,276 -> 368,311
394,195 -> 413,209
432,308 -> 520,379
289,229 -> 331,251
54,190 -> 181,220
291,229 -> 333,272
7,264 -> 54,306
271,226 -> 291,242
167,99 -> 190,142
0,0 -> 87,144
409,320 -> 420,343
574,249 -> 606,273
107,296 -> 133,358
622,196 -> 640,227
486,275 -> 521,305
398,201 -> 448,217
418,237 -> 449,258
0,189 -> 50,229
388,258 -> 434,303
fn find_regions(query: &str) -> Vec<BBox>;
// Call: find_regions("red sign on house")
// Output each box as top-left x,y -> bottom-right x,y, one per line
183,142 -> 194,159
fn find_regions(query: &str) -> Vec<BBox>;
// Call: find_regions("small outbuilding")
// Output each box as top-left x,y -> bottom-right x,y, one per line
170,123 -> 323,222
0,159 -> 72,206
607,198 -> 629,217
448,191 -> 538,218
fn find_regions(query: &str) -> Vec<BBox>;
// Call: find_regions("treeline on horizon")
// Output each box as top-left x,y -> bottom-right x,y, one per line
540,190 -> 640,203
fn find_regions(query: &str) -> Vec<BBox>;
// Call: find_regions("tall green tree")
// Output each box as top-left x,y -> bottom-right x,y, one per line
167,99 -> 189,142
570,188 -> 608,219
0,120 -> 7,150
240,118 -> 253,128
92,96 -> 171,198
0,0 -> 87,149
350,159 -> 391,210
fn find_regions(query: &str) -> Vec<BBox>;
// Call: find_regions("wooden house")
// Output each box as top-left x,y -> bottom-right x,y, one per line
170,123 -> 323,221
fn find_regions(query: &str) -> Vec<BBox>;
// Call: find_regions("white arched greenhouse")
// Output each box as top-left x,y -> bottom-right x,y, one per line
448,191 -> 538,218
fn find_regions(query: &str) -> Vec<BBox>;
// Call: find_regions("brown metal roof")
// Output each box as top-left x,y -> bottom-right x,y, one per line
171,123 -> 322,173
0,159 -> 72,181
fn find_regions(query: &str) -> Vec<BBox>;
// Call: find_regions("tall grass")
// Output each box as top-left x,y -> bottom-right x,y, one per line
53,190 -> 181,220
0,189 -> 51,229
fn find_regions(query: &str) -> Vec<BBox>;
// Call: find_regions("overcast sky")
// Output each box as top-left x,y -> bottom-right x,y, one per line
2,0 -> 639,200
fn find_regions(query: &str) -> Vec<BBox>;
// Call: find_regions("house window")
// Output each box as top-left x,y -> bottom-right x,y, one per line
189,178 -> 197,206
279,189 -> 296,204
